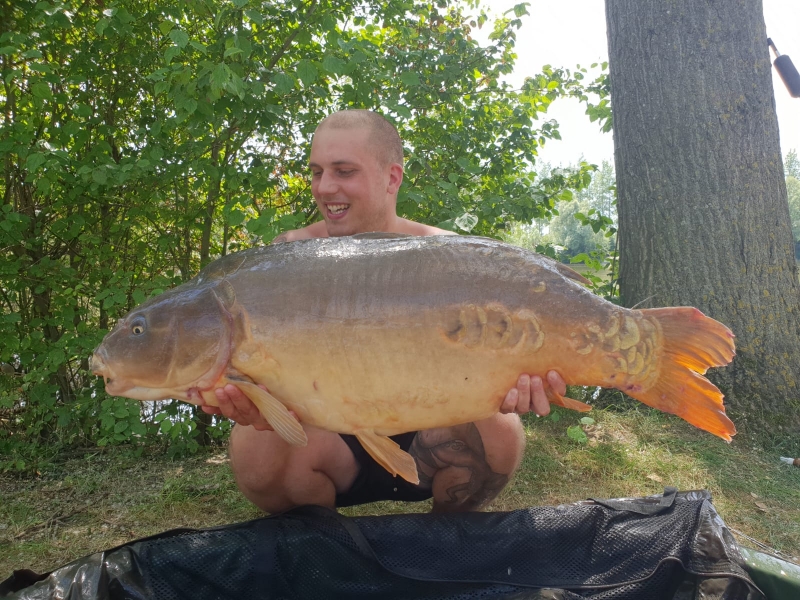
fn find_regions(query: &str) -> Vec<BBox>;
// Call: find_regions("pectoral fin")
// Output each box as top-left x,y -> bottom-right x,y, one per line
355,430 -> 420,485
235,381 -> 307,446
545,387 -> 592,412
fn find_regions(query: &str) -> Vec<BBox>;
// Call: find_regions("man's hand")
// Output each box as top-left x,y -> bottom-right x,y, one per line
499,371 -> 566,417
200,384 -> 292,431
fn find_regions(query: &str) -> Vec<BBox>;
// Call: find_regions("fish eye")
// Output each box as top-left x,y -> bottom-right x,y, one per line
131,317 -> 146,336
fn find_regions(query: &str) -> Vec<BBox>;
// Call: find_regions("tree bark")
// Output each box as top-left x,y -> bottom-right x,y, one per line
606,0 -> 800,430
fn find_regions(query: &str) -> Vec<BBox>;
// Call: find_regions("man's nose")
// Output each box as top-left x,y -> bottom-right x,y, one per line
316,171 -> 338,195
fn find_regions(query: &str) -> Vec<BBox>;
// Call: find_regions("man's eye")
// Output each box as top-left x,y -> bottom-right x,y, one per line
338,170 -> 354,176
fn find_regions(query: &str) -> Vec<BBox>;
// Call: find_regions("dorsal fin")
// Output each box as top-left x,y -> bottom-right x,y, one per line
541,256 -> 593,286
197,254 -> 247,283
555,263 -> 592,286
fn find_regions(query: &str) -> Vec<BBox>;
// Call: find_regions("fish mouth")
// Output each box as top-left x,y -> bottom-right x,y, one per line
90,349 -> 109,380
90,350 -> 190,401
90,348 -> 126,395
89,347 -> 118,395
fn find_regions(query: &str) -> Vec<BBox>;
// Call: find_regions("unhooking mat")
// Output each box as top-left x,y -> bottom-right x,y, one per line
0,488 -> 763,600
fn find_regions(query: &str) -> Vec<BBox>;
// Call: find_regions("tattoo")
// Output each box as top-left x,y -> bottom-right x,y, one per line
408,423 -> 509,512
271,232 -> 289,245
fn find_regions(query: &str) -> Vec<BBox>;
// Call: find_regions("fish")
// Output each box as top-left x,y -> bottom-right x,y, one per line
90,234 -> 736,484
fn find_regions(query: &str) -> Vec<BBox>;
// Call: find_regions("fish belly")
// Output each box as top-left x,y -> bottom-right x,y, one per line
249,306 -> 598,436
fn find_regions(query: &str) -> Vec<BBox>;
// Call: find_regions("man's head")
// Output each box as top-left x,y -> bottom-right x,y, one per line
309,110 -> 404,236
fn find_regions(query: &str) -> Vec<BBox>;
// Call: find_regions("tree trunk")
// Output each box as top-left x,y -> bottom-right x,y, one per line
606,0 -> 800,431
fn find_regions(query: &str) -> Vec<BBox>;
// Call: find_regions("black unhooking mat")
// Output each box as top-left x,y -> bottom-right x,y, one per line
1,488 -> 763,600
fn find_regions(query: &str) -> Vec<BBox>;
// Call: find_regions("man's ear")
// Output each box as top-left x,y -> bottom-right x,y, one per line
386,163 -> 404,195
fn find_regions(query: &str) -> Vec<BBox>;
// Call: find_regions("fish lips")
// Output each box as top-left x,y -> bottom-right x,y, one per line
91,349 -> 190,401
90,348 -> 126,395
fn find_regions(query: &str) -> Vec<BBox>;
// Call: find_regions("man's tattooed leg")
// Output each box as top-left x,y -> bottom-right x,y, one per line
408,423 -> 509,512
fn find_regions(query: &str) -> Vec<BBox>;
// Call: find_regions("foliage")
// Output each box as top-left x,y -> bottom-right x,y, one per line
785,150 -> 800,256
0,0 -> 604,464
785,149 -> 800,180
502,160 -> 617,298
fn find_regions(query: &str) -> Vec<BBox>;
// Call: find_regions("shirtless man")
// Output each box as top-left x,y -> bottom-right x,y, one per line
202,109 -> 567,513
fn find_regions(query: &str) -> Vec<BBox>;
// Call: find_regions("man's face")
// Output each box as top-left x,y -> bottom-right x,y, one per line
309,126 -> 399,236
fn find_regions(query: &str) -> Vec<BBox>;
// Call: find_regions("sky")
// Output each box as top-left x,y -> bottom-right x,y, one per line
486,0 -> 800,168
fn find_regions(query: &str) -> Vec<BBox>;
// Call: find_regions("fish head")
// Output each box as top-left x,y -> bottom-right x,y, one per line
91,283 -> 235,402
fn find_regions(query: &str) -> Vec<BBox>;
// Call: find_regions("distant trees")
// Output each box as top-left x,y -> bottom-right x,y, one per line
785,150 -> 800,256
504,160 -> 616,261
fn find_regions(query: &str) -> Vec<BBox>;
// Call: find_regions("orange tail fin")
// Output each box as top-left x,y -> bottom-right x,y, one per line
629,307 -> 736,440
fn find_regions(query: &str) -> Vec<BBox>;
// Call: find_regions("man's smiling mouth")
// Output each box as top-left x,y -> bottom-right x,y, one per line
328,204 -> 349,215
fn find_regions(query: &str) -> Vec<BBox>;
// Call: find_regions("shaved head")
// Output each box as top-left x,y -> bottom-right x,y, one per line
315,110 -> 404,167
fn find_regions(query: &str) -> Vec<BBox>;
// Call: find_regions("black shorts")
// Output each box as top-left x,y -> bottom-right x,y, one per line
335,432 -> 433,507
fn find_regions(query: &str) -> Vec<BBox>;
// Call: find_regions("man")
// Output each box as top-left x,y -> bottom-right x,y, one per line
202,110 -> 567,513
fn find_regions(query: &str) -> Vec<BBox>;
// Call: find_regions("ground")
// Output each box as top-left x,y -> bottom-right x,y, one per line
2,404 -> 800,578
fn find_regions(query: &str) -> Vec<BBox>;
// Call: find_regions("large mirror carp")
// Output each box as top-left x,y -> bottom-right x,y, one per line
91,234 -> 736,483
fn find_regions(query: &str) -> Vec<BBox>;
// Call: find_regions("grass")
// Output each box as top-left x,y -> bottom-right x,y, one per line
3,405 -> 800,579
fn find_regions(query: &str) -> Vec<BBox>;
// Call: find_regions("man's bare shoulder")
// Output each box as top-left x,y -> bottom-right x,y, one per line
271,222 -> 328,244
396,218 -> 457,237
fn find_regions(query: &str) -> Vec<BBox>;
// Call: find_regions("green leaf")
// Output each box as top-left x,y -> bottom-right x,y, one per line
296,59 -> 317,87
189,40 -> 208,54
579,417 -> 595,426
393,104 -> 412,119
227,209 -> 246,226
164,46 -> 181,63
92,168 -> 107,184
154,80 -> 170,95
31,82 -> 52,99
567,425 -> 588,443
169,29 -> 189,48
400,71 -> 420,87
322,54 -> 346,75
210,63 -> 231,93
224,46 -> 243,58
159,20 -> 175,35
95,18 -> 110,35
25,153 -> 46,172
271,72 -> 294,95
245,10 -> 263,25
